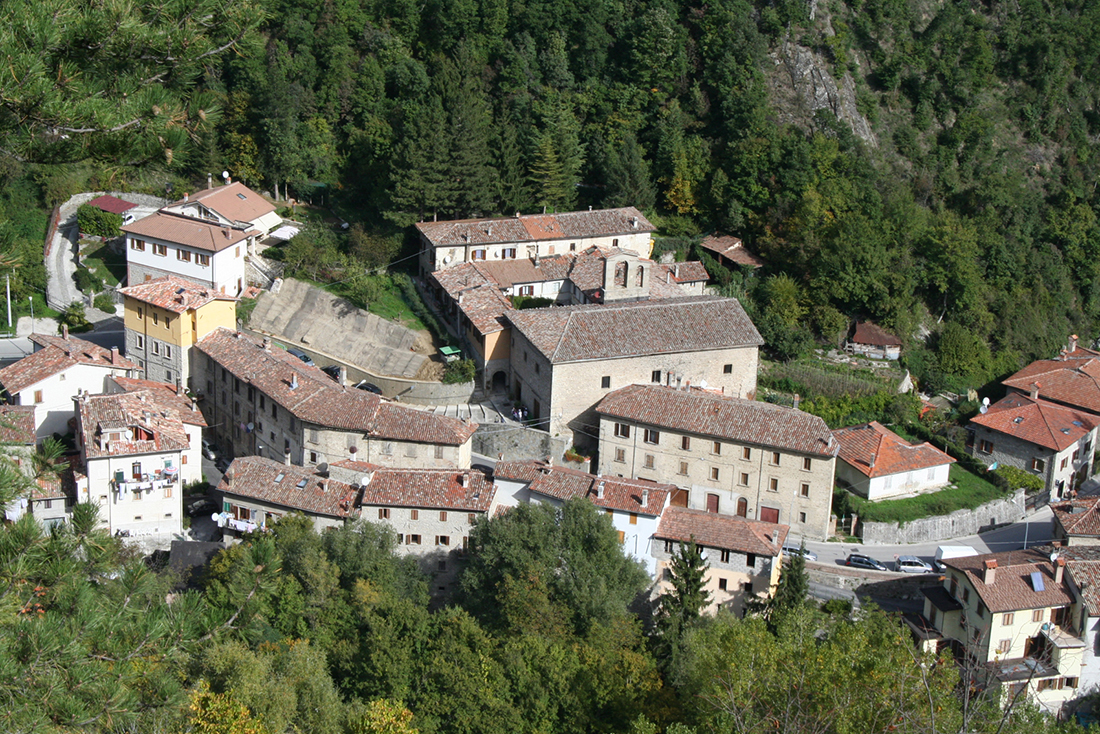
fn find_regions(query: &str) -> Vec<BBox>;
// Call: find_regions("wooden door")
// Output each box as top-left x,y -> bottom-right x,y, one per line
760,506 -> 780,523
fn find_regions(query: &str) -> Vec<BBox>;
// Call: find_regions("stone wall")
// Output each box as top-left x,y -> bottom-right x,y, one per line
473,423 -> 568,464
859,488 -> 1026,545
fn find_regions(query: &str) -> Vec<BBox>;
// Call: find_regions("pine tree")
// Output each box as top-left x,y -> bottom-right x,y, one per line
771,544 -> 810,616
656,538 -> 711,665
528,136 -> 569,211
604,132 -> 656,210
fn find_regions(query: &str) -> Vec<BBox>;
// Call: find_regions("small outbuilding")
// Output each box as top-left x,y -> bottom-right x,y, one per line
847,321 -> 902,360
832,421 -> 955,500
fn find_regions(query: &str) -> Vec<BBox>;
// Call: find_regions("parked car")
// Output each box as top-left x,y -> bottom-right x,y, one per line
287,347 -> 315,367
354,380 -> 382,394
186,498 -> 216,517
896,555 -> 934,574
201,439 -> 217,461
781,543 -> 818,562
845,553 -> 888,571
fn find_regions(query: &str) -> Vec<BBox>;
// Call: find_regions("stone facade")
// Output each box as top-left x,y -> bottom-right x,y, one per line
650,537 -> 781,617
969,423 -> 1094,500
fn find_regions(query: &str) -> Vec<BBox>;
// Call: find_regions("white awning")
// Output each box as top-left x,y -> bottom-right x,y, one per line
269,225 -> 300,241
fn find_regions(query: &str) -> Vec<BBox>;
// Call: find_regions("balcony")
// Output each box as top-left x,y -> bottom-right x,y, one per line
115,469 -> 179,492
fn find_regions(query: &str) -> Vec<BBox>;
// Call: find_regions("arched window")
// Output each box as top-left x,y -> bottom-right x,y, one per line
636,265 -> 645,287
615,261 -> 627,287
736,497 -> 748,518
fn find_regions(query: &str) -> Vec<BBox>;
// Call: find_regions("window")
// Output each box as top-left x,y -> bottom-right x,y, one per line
681,436 -> 691,450
742,446 -> 751,460
435,445 -> 445,459
502,247 -> 516,259
439,511 -> 447,521
436,535 -> 450,546
644,429 -> 660,445
720,550 -> 731,563
382,442 -> 393,456
468,513 -> 476,524
712,441 -> 722,455
152,342 -> 160,355
644,454 -> 654,469
165,346 -> 172,358
739,472 -> 749,486
407,534 -> 421,545
153,243 -> 167,256
997,639 -> 1011,654
803,457 -> 812,471
472,249 -> 486,261
405,444 -> 418,458
1033,609 -> 1044,623
33,390 -> 42,403
800,483 -> 810,497
601,376 -> 611,389
679,461 -> 689,475
723,364 -> 732,374
768,478 -> 778,492
235,246 -> 241,257
197,254 -> 210,266
664,540 -> 674,553
137,308 -> 144,320
629,513 -> 638,525
408,509 -> 418,520
962,587 -> 970,603
164,485 -> 172,498
518,285 -> 534,296
617,530 -> 625,544
1003,613 -> 1015,626
771,451 -> 781,466
746,553 -> 756,568
718,578 -> 728,591
1031,458 -> 1046,472
979,439 -> 994,454
1065,677 -> 1080,689
799,512 -> 807,523
651,370 -> 662,383
130,238 -> 145,251
614,448 -> 626,463
1074,449 -> 1081,462
378,508 -> 390,519
1061,457 -> 1069,470
177,249 -> 191,262
309,451 -> 317,463
710,467 -> 720,481
153,312 -> 159,326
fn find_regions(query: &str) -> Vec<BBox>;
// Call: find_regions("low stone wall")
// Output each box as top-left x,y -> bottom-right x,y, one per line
474,423 -> 568,464
860,489 -> 1026,545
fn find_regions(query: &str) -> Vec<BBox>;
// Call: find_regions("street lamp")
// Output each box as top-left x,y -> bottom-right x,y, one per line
28,297 -> 33,334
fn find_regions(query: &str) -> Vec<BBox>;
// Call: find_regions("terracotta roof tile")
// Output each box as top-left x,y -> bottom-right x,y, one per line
78,391 -> 191,459
349,464 -> 496,512
699,235 -> 764,267
197,329 -> 475,444
122,211 -> 253,252
0,335 -> 137,395
851,321 -> 901,347
655,506 -> 788,556
168,182 -> 277,224
1061,547 -> 1100,613
86,195 -> 136,215
0,405 -> 36,445
942,549 -> 1074,613
506,296 -> 762,363
108,376 -> 207,426
119,276 -> 236,313
832,421 -> 954,478
1051,497 -> 1100,538
1003,356 -> 1100,415
220,456 -> 356,518
968,394 -> 1096,452
494,459 -> 672,515
661,261 -> 710,283
596,385 -> 835,456
417,207 -> 654,248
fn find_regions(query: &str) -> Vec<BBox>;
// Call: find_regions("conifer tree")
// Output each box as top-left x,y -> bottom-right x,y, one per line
656,538 -> 711,661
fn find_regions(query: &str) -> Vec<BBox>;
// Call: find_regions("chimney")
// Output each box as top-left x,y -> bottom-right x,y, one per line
174,378 -> 182,395
982,558 -> 997,585
284,450 -> 291,466
793,393 -> 800,411
666,271 -> 671,284
459,473 -> 468,488
588,205 -> 592,211
1055,557 -> 1066,584
110,346 -> 120,365
337,365 -> 347,386
207,173 -> 212,189
262,337 -> 271,351
61,324 -> 68,340
1069,334 -> 1079,353
546,455 -> 553,467
224,470 -> 232,487
1030,382 -> 1040,400
290,374 -> 298,389
235,331 -> 243,339
223,227 -> 230,239
318,480 -> 325,493
596,481 -> 605,499
674,264 -> 680,279
535,253 -> 540,267
184,193 -> 189,202
641,489 -> 649,508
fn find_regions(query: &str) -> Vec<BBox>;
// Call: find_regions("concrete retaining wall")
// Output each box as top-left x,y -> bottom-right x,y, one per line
474,423 -> 569,464
860,488 -> 1026,545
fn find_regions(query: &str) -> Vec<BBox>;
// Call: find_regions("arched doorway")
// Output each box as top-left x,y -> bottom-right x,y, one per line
736,497 -> 748,518
491,370 -> 508,392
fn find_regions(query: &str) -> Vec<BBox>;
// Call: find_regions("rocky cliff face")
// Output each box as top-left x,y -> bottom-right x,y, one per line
767,36 -> 877,148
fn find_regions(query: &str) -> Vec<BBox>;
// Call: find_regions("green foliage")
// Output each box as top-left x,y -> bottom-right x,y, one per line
510,295 -> 554,310
442,358 -> 474,384
73,266 -> 104,293
76,204 -> 122,238
836,464 -> 1005,526
92,293 -> 115,312
59,301 -> 93,333
236,297 -> 258,327
995,465 -> 1045,493
771,550 -> 810,617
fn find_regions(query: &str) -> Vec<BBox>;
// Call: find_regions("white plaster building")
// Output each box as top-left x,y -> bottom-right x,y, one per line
0,330 -> 139,440
832,421 -> 955,500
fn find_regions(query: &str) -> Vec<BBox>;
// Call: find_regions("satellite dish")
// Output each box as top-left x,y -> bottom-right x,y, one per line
210,513 -> 220,522
361,475 -> 372,486
1050,551 -> 1060,563
316,462 -> 328,473
246,422 -> 254,432
124,429 -> 133,440
980,405 -> 988,414
349,446 -> 358,454
221,170 -> 229,180
982,397 -> 990,406
443,255 -> 453,264
699,379 -> 708,389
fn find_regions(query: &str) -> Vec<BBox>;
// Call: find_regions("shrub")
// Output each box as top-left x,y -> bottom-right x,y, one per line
73,267 -> 104,293
994,465 -> 1044,493
92,293 -> 115,313
442,358 -> 475,384
510,295 -> 554,310
77,204 -> 123,238
564,446 -> 589,463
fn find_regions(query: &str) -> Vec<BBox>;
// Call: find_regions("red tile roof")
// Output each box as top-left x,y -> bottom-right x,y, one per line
1052,497 -> 1100,538
86,195 -> 136,215
78,391 -> 191,459
119,276 -> 236,313
0,335 -> 137,395
831,421 -> 954,478
108,376 -> 207,426
0,405 -> 36,445
494,459 -> 672,515
196,329 -> 476,445
1066,557 -> 1100,614
661,261 -> 710,283
506,296 -> 762,363
942,549 -> 1075,613
122,211 -> 253,252
851,321 -> 901,347
417,207 -> 654,248
169,182 -> 277,224
1002,355 -> 1100,415
655,506 -> 788,556
596,384 -> 836,457
220,456 -> 356,518
698,235 -> 764,267
351,465 -> 496,512
968,393 -> 1096,452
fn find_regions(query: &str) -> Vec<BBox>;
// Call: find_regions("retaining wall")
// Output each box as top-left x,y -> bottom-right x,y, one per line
474,423 -> 569,464
860,488 -> 1026,545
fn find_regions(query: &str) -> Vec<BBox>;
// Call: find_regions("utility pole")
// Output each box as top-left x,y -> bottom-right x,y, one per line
5,273 -> 10,331
28,297 -> 33,334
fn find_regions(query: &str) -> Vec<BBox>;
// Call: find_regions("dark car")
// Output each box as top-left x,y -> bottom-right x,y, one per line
321,364 -> 342,381
287,347 -> 315,367
354,380 -> 382,394
186,498 -> 216,517
845,553 -> 888,571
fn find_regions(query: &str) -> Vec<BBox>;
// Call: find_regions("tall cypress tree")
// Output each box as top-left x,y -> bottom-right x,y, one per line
656,538 -> 711,665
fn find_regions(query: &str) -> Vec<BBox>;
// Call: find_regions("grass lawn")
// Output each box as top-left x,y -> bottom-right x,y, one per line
80,241 -> 127,288
325,276 -> 428,333
838,464 -> 1006,526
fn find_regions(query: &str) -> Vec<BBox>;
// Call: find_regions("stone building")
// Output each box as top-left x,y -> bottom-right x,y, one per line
507,296 -> 762,448
1051,497 -> 1100,546
595,384 -> 837,540
651,506 -> 787,617
119,276 -> 237,386
1001,335 -> 1100,416
492,459 -> 674,575
416,207 -> 655,274
194,328 -> 476,470
967,390 -> 1096,500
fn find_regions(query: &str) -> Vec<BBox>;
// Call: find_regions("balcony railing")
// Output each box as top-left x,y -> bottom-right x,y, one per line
115,470 -> 179,492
